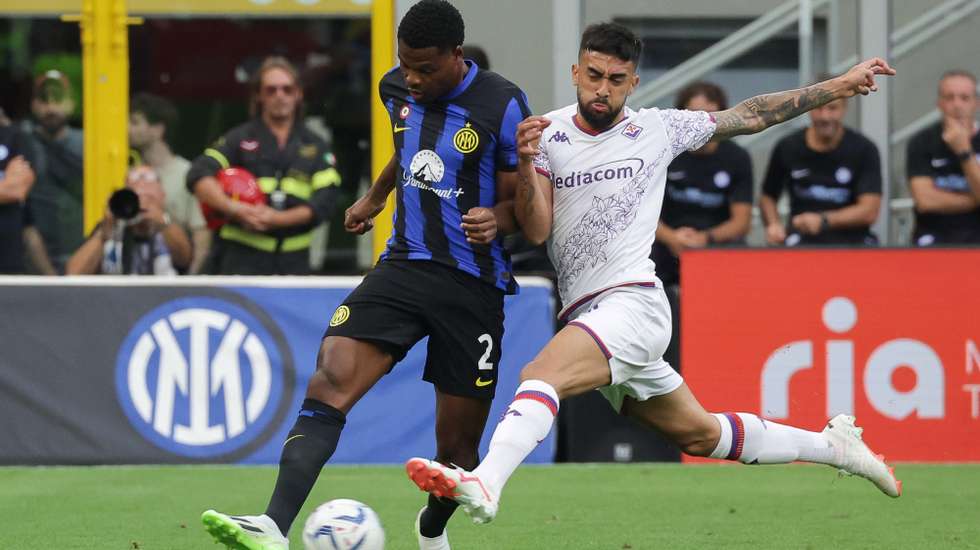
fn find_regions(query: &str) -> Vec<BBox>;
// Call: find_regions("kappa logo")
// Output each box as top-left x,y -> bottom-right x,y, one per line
622,123 -> 643,139
549,131 -> 571,144
240,140 -> 259,152
115,297 -> 293,458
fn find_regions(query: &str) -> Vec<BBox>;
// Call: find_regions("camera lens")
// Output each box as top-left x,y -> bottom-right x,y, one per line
109,188 -> 141,220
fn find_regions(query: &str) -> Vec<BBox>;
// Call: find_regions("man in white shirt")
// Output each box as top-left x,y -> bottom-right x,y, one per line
130,93 -> 210,273
406,22 -> 901,524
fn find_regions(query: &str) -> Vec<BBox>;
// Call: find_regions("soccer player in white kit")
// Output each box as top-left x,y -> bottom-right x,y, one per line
406,22 -> 902,524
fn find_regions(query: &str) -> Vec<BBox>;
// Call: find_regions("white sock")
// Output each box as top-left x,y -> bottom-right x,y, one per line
473,380 -> 559,495
709,413 -> 835,465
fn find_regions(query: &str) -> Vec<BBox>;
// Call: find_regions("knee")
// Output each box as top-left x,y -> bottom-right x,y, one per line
519,360 -> 559,389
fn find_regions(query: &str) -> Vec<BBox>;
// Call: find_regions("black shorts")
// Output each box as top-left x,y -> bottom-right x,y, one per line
325,259 -> 505,399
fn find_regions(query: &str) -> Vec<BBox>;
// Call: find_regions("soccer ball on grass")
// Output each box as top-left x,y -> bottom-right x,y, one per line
302,499 -> 385,550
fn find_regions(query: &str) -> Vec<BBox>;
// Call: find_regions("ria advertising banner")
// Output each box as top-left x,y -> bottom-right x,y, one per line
0,276 -> 555,465
681,249 -> 980,462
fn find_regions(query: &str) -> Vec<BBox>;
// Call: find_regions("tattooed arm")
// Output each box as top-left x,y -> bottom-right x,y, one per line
712,57 -> 896,141
514,115 -> 555,246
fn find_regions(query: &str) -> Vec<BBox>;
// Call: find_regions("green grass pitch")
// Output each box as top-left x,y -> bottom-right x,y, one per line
1,464 -> 978,549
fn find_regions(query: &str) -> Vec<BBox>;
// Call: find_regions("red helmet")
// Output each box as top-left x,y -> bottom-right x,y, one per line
200,167 -> 267,230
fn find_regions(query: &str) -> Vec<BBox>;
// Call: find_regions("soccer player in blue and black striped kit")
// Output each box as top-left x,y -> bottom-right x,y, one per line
201,2 -> 531,549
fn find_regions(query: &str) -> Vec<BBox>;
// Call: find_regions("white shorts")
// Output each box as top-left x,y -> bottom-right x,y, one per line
566,284 -> 684,411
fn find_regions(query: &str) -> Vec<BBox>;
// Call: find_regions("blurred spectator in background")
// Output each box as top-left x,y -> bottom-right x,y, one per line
129,92 -> 210,272
760,80 -> 882,247
186,56 -> 341,275
653,82 -> 752,287
66,166 -> 190,275
25,70 -> 85,272
462,44 -> 490,70
652,81 -> 752,373
907,69 -> 980,246
0,121 -> 55,274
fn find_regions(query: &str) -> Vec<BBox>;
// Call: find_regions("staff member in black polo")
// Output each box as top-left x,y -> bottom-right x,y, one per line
761,79 -> 882,247
187,56 -> 341,275
907,69 -> 980,245
653,81 -> 752,287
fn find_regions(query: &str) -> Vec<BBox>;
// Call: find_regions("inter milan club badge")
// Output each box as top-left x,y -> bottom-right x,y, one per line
399,105 -> 411,120
622,123 -> 643,140
453,123 -> 480,154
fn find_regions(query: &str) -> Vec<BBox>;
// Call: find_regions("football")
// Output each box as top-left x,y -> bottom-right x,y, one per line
302,499 -> 385,550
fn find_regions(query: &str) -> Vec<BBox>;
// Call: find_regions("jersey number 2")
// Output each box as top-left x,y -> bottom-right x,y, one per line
477,333 -> 494,370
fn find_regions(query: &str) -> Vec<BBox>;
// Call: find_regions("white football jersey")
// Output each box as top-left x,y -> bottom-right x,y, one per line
532,104 -> 716,318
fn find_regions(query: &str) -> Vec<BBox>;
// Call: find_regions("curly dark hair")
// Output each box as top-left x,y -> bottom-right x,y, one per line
398,0 -> 465,51
675,81 -> 728,110
579,22 -> 642,66
130,93 -> 178,136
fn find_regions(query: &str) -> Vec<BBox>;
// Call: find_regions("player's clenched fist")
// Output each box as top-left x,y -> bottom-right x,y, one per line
461,207 -> 498,244
516,116 -> 552,161
345,194 -> 386,234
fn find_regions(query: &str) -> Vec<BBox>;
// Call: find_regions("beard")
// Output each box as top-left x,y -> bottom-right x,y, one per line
38,113 -> 68,136
577,96 -> 623,131
813,121 -> 841,140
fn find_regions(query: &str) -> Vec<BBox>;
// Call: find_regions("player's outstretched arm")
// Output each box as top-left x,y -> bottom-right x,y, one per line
712,57 -> 896,141
514,116 -> 554,245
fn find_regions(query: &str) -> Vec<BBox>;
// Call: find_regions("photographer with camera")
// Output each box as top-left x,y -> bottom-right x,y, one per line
66,166 -> 191,275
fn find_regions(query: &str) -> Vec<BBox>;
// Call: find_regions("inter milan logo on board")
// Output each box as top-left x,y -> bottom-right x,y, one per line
622,123 -> 643,140
115,297 -> 291,458
399,105 -> 411,120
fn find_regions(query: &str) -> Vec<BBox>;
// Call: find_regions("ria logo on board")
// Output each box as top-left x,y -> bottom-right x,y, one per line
761,296 -> 980,421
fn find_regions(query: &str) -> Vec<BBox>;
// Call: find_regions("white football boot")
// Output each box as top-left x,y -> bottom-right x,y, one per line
201,510 -> 289,550
822,414 -> 902,498
406,458 -> 498,524
415,505 -> 452,550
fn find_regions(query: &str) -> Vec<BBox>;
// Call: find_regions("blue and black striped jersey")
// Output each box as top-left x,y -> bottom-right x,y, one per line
379,60 -> 531,294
